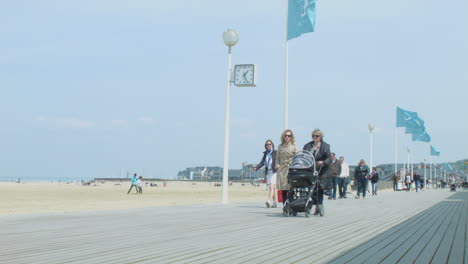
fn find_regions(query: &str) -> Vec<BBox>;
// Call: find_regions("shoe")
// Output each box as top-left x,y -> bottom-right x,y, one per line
271,201 -> 278,208
363,196 -> 366,199
355,195 -> 360,199
265,201 -> 271,208
328,196 -> 332,200
314,209 -> 320,215
344,196 -> 347,199
333,197 -> 336,200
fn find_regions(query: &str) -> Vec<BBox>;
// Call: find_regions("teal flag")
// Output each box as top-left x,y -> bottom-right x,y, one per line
412,130 -> 431,142
405,126 -> 425,135
430,145 -> 440,156
396,107 -> 425,131
288,0 -> 316,40
444,163 -> 453,171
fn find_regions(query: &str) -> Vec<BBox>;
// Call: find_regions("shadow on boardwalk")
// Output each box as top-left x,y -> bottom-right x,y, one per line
327,191 -> 468,264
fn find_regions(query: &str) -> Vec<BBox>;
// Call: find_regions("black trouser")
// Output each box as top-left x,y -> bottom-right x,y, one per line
308,185 -> 324,209
393,182 -> 398,191
282,190 -> 289,204
329,177 -> 337,199
127,184 -> 138,194
138,186 -> 142,194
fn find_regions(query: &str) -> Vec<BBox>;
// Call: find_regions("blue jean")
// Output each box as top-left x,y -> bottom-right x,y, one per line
337,177 -> 348,198
357,178 -> 367,197
415,180 -> 420,192
372,182 -> 378,194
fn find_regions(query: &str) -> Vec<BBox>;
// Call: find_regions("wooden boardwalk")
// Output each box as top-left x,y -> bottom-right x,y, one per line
1,189 -> 467,264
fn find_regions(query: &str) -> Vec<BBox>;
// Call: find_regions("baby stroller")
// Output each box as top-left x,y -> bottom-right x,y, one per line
282,150 -> 318,217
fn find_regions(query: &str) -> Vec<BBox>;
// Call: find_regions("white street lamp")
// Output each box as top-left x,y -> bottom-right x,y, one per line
423,159 -> 427,190
221,29 -> 239,204
368,124 -> 375,194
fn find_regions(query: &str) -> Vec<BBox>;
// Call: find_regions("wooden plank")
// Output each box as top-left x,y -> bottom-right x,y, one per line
1,190 -> 463,264
431,200 -> 463,264
412,200 -> 462,264
447,194 -> 467,264
326,202 -> 449,264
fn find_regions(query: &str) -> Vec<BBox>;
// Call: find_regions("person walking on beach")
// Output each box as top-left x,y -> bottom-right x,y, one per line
354,160 -> 369,199
338,156 -> 350,199
303,129 -> 331,216
327,152 -> 341,200
137,176 -> 143,194
370,167 -> 379,195
127,173 -> 139,194
275,129 -> 298,207
413,170 -> 421,192
254,139 -> 278,208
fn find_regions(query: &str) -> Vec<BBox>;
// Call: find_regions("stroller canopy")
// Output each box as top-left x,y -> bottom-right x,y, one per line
290,150 -> 315,169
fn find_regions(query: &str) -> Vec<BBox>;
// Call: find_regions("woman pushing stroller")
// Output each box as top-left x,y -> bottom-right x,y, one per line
302,129 -> 331,216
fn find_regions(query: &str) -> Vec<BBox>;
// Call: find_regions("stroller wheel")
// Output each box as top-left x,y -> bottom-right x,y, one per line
305,208 -> 310,218
292,211 -> 297,216
282,208 -> 289,217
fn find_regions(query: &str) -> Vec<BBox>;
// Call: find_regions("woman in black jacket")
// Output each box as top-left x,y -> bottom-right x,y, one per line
303,129 -> 331,216
254,139 -> 278,208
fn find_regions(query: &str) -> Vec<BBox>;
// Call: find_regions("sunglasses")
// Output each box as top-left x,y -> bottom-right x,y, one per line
312,135 -> 320,138
284,134 -> 292,137
266,143 -> 272,146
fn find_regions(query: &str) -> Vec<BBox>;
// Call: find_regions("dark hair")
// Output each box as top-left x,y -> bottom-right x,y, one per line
264,139 -> 275,150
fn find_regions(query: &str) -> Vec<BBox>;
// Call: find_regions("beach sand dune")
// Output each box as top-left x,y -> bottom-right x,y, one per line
0,181 -> 266,216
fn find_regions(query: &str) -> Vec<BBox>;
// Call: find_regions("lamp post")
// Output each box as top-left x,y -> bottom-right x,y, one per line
221,29 -> 239,204
368,124 -> 375,194
423,159 -> 427,191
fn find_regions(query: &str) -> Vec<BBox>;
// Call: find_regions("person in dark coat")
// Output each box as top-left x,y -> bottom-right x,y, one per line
254,139 -> 278,208
413,170 -> 421,192
303,129 -> 331,216
327,153 -> 342,200
354,160 -> 369,199
370,167 -> 379,195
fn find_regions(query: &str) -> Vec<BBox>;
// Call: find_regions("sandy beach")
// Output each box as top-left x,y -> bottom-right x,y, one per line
0,181 -> 266,216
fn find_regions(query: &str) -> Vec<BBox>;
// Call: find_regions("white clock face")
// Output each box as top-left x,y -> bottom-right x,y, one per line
234,64 -> 255,86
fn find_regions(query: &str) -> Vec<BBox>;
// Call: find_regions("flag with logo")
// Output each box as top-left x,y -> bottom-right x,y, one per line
412,130 -> 431,142
396,107 -> 425,131
430,145 -> 440,156
444,163 -> 453,171
288,0 -> 316,40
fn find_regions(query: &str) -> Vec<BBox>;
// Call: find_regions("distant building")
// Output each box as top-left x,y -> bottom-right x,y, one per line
177,163 -> 264,182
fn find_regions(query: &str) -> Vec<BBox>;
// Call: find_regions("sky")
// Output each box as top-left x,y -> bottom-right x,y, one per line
1,0 -> 467,180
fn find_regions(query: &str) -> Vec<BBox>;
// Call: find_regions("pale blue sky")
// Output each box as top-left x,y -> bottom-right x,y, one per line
1,0 -> 467,180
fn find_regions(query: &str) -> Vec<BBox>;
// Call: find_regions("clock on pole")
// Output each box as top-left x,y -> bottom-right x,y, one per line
233,64 -> 256,87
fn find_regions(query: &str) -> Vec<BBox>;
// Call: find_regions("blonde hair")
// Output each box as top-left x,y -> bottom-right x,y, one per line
311,129 -> 324,139
280,129 -> 296,144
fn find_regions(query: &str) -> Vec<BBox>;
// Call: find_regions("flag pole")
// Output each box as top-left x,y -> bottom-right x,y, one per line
395,105 -> 399,188
284,1 -> 289,130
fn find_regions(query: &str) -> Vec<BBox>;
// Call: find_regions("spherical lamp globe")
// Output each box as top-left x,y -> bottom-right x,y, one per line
222,29 -> 239,47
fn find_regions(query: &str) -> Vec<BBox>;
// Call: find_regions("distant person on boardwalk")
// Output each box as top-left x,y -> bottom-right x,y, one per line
327,152 -> 341,200
370,167 -> 379,195
338,156 -> 350,199
254,139 -> 278,208
127,173 -> 139,194
413,170 -> 421,192
392,172 -> 400,191
405,173 -> 412,191
275,129 -> 298,206
137,176 -> 143,194
303,129 -> 331,216
354,159 -> 369,199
